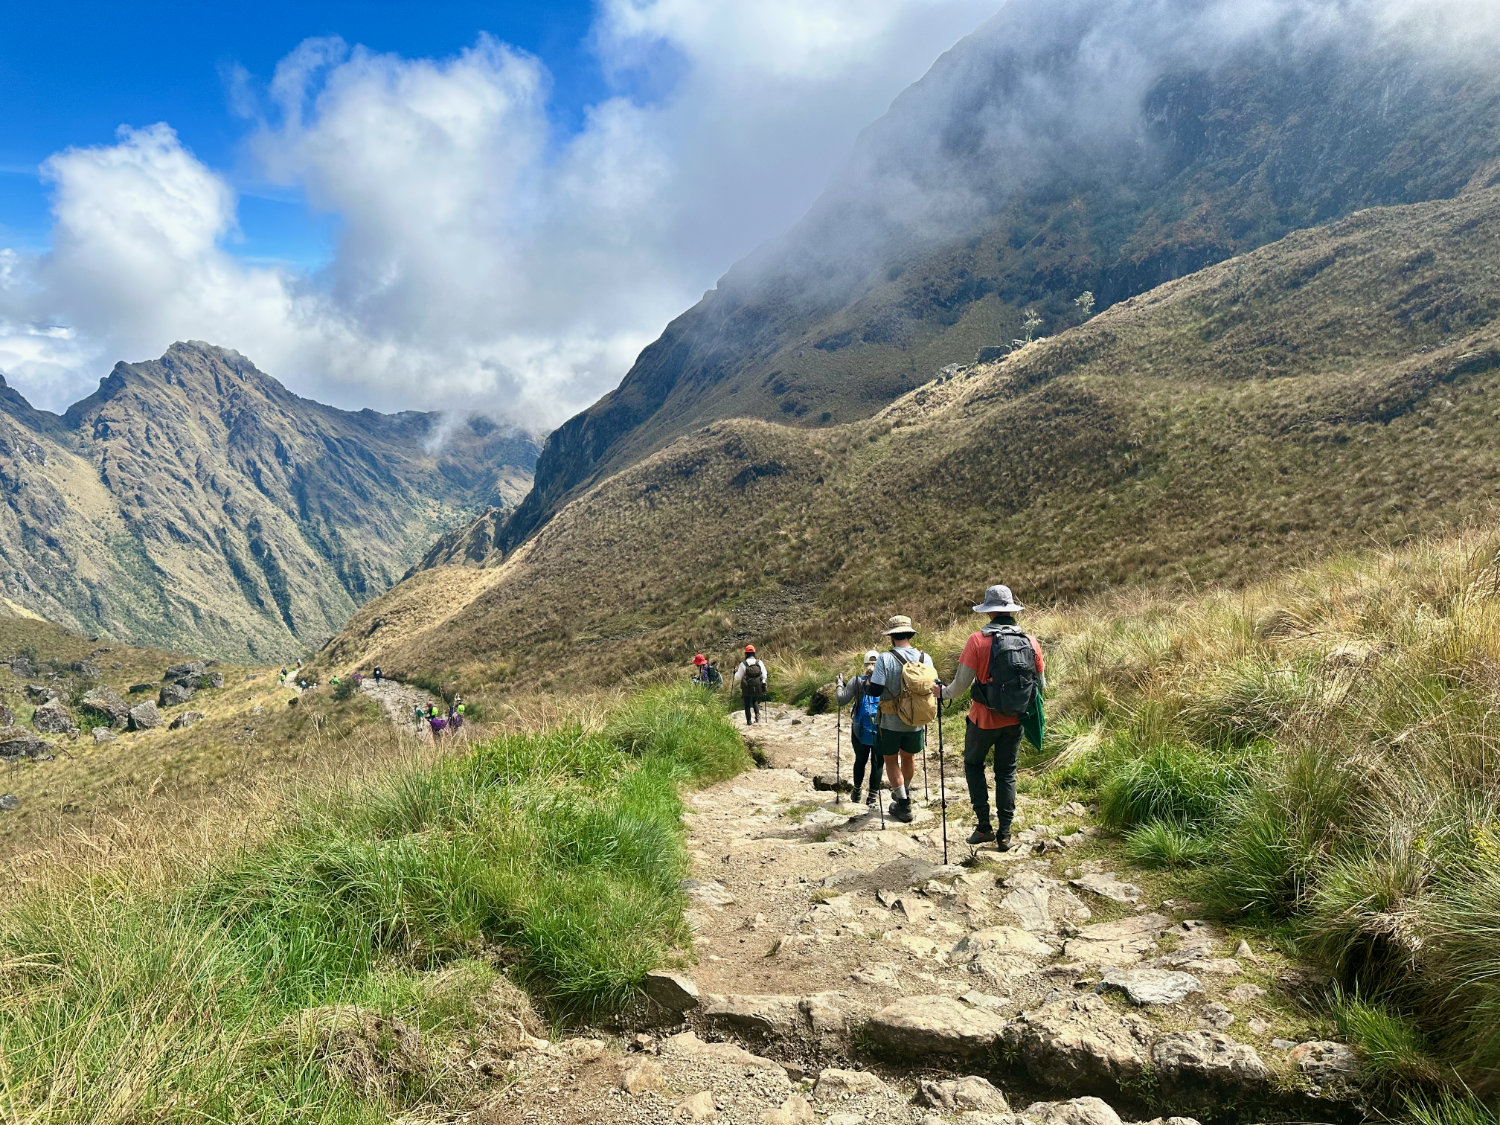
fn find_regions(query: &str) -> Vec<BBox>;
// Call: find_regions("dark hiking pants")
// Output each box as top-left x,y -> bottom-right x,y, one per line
743,694 -> 762,723
964,720 -> 1022,833
851,733 -> 876,790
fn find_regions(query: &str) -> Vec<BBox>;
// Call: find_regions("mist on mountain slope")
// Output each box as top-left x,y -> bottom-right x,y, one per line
494,0 -> 1500,553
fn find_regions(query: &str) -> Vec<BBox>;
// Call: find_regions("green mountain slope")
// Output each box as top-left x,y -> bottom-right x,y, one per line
0,342 -> 537,659
324,184 -> 1500,688
490,0 -> 1500,556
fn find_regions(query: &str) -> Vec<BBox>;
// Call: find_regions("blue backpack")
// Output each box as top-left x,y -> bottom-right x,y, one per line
852,680 -> 881,744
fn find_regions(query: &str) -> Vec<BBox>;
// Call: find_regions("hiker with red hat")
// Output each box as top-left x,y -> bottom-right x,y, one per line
690,653 -> 723,690
733,645 -> 769,725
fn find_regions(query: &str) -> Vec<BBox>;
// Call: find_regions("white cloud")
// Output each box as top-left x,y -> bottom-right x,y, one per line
0,1 -> 999,422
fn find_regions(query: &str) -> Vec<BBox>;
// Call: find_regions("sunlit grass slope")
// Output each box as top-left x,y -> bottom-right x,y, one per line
0,685 -> 745,1124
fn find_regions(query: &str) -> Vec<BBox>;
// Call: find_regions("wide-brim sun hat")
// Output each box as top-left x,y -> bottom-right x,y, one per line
882,614 -> 917,636
973,584 -> 1026,614
692,654 -> 707,666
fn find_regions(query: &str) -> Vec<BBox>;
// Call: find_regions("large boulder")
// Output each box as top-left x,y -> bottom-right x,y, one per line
80,686 -> 130,723
0,704 -> 13,727
164,661 -> 207,685
158,682 -> 195,707
69,661 -> 102,680
1289,1040 -> 1359,1088
10,656 -> 33,677
93,727 -> 117,744
1002,995 -> 1153,1091
31,698 -> 74,734
1024,1097 -> 1123,1125
703,993 -> 802,1038
128,702 -> 162,731
24,684 -> 53,704
1151,1031 -> 1270,1101
195,672 -> 225,690
0,727 -> 46,758
917,1075 -> 1009,1112
813,1069 -> 889,1099
864,995 -> 1007,1058
169,711 -> 203,730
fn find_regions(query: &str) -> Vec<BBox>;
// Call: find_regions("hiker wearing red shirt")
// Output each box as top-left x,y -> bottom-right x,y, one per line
938,585 -> 1044,851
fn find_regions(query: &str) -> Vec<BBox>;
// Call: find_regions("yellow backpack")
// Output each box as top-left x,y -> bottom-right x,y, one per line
880,649 -> 938,727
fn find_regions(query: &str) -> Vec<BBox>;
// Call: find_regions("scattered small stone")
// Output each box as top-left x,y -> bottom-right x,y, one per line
1233,939 -> 1256,960
93,727 -> 117,744
681,878 -> 735,906
675,1090 -> 717,1120
1290,1040 -> 1359,1085
1025,1096 -> 1122,1125
1272,1038 -> 1297,1049
1100,967 -> 1203,1006
169,711 -> 203,730
1227,984 -> 1265,1004
643,971 -> 700,1014
1072,873 -> 1143,905
620,1057 -> 662,1094
813,1068 -> 887,1099
1202,1001 -> 1234,1030
1248,1018 -> 1271,1036
918,1075 -> 1009,1112
0,794 -> 18,811
763,1095 -> 812,1125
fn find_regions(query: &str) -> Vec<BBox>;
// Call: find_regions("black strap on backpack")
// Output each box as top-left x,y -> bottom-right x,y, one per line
971,626 -> 1038,717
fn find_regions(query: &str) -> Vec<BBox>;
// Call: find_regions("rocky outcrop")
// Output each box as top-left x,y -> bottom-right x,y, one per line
0,727 -> 46,758
1003,996 -> 1154,1091
31,699 -> 74,734
865,996 -> 1007,1058
158,682 -> 195,708
128,702 -> 162,731
168,711 -> 203,730
80,685 -> 130,723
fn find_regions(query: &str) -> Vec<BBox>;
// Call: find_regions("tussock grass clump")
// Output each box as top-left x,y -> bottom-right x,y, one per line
1036,530 -> 1500,1097
0,685 -> 745,1124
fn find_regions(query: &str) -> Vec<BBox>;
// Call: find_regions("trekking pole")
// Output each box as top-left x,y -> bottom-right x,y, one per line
937,693 -> 949,865
835,688 -> 842,807
923,724 -> 930,802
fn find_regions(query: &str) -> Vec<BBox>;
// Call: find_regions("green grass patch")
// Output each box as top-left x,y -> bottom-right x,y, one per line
0,684 -> 747,1124
1123,819 -> 1213,868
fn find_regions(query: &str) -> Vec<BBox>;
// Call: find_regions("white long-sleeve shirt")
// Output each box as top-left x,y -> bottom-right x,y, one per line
733,657 -> 768,687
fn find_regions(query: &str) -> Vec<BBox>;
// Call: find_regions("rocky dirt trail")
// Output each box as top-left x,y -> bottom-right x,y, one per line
359,676 -> 444,729
467,704 -> 1366,1125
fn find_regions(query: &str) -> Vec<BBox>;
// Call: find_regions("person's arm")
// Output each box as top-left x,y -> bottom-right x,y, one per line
1033,638 -> 1047,691
836,677 -> 861,705
941,663 -> 977,700
733,662 -> 746,687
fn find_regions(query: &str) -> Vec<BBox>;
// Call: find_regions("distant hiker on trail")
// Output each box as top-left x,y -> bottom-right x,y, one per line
373,665 -> 382,684
938,584 -> 1045,851
836,649 -> 883,806
734,646 -> 769,725
691,654 -> 724,689
448,703 -> 463,731
413,704 -> 424,724
865,615 -> 939,824
353,671 -> 363,686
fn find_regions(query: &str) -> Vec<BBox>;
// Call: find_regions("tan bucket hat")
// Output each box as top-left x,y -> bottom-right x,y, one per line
882,614 -> 917,636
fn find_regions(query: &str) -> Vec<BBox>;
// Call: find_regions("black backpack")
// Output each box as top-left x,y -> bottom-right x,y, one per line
970,626 -> 1038,717
742,659 -> 766,700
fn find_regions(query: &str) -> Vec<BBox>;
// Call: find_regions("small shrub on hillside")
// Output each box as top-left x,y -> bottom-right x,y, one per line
1332,991 -> 1452,1090
332,678 -> 356,701
1124,820 -> 1212,868
1098,743 -> 1248,829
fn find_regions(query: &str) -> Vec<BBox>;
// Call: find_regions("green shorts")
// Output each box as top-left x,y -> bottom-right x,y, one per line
878,727 -> 926,757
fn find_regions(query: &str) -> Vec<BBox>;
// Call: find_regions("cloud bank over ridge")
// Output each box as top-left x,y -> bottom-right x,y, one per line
0,0 -> 998,422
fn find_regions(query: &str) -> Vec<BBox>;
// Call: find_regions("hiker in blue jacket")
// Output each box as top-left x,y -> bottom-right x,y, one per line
836,650 -> 884,806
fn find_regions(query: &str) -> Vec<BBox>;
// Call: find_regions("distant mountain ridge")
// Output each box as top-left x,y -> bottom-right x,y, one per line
0,342 -> 538,659
484,0 -> 1500,559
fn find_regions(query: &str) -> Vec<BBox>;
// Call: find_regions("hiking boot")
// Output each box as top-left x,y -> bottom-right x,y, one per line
996,833 -> 1012,852
850,787 -> 863,804
967,825 -> 996,845
866,788 -> 878,807
889,799 -> 914,824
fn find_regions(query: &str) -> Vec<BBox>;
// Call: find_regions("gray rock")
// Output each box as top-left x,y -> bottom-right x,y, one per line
951,926 -> 1056,961
128,683 -> 155,695
69,661 -> 102,680
642,970 -> 700,1013
0,704 -> 14,727
1226,984 -> 1264,1004
800,991 -> 861,1037
92,727 -> 118,744
158,682 -> 195,708
1100,968 -> 1203,1006
813,1068 -> 888,1099
31,698 -> 74,734
1289,1040 -> 1359,1085
1071,873 -> 1142,905
0,727 -> 46,758
169,711 -> 203,730
1063,914 -> 1173,968
24,684 -> 53,704
1152,1031 -> 1270,1098
1025,1097 -> 1123,1125
918,1075 -> 1009,1112
1002,995 -> 1153,1090
619,1057 -> 662,1094
1201,1002 -> 1234,1030
128,701 -> 162,731
194,672 -> 225,689
703,993 -> 801,1037
10,657 -> 32,677
822,856 -> 964,894
80,685 -> 130,723
164,661 -> 207,685
681,878 -> 735,906
0,793 -> 17,811
864,995 -> 1007,1057
997,871 -> 1093,932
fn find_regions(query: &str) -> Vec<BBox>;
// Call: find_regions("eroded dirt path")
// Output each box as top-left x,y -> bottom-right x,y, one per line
467,705 -> 1359,1125
359,676 -> 444,729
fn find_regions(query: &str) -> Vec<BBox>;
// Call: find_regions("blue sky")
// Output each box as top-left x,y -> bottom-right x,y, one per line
0,0 -> 999,420
0,0 -> 603,262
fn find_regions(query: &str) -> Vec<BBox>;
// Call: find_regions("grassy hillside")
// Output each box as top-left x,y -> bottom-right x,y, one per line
323,185 -> 1500,698
0,687 -> 743,1124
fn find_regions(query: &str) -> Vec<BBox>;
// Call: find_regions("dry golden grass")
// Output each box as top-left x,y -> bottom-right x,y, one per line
322,186 -> 1500,701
